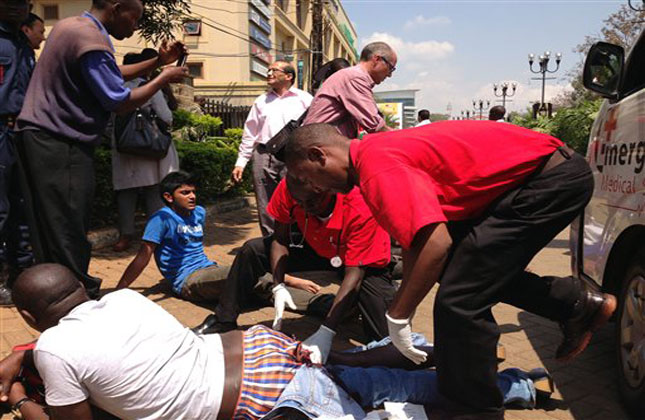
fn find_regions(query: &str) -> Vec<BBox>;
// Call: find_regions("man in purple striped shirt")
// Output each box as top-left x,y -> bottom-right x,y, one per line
303,42 -> 397,138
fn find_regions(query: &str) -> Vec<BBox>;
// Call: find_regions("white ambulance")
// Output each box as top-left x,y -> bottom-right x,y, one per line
570,31 -> 645,415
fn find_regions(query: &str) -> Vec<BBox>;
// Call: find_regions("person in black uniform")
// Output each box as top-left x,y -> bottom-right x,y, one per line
0,0 -> 35,305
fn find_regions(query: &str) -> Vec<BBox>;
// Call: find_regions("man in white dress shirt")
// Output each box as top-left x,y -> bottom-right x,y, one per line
415,109 -> 431,127
231,61 -> 312,236
489,105 -> 506,122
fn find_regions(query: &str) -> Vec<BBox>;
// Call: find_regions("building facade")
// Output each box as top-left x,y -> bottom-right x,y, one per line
32,0 -> 358,105
373,89 -> 419,129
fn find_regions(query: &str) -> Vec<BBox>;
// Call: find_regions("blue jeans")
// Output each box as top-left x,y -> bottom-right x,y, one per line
266,334 -> 537,419
329,365 -> 536,410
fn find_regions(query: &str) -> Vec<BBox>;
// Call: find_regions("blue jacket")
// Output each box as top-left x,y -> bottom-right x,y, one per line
0,21 -> 34,117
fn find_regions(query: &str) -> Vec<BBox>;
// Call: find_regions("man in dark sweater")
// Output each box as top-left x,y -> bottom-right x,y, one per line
16,0 -> 187,297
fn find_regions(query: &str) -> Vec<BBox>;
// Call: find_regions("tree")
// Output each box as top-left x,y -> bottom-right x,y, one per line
429,113 -> 450,122
383,112 -> 400,129
556,4 -> 644,106
138,0 -> 191,44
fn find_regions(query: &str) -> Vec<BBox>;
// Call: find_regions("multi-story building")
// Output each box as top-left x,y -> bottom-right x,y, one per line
373,89 -> 419,129
31,0 -> 358,105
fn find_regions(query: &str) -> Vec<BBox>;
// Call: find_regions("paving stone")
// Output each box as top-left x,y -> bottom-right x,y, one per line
0,215 -> 632,419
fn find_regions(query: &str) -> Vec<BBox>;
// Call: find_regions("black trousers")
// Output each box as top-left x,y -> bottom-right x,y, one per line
0,126 -> 33,283
16,129 -> 101,297
433,151 -> 594,416
216,235 -> 397,340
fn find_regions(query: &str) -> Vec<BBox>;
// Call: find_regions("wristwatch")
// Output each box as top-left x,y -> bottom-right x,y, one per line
12,396 -> 32,414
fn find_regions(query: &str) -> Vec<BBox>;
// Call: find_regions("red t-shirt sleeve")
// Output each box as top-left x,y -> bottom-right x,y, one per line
266,179 -> 294,224
343,211 -> 391,267
361,166 -> 447,249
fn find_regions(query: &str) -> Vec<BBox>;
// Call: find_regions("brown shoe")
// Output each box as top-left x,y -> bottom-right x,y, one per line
112,235 -> 132,252
556,290 -> 617,362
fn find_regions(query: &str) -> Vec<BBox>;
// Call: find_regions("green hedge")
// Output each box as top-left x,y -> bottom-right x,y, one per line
512,99 -> 602,155
91,140 -> 253,229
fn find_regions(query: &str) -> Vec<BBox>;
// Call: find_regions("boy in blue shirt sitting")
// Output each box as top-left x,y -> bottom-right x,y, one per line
117,171 -> 229,302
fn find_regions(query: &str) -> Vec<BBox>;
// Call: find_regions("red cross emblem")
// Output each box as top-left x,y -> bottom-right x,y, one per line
603,106 -> 619,143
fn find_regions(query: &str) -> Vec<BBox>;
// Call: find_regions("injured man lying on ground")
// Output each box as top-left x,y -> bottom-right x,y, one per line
0,264 -> 554,420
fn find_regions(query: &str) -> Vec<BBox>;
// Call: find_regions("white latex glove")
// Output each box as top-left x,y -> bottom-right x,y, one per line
272,283 -> 296,330
302,325 -> 336,364
386,313 -> 427,365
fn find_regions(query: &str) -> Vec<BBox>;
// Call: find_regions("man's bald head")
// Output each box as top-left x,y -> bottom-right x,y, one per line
13,264 -> 89,331
284,124 -> 355,195
284,123 -> 347,166
91,0 -> 143,40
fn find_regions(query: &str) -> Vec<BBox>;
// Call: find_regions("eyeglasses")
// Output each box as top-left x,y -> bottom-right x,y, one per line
267,68 -> 286,75
379,56 -> 396,74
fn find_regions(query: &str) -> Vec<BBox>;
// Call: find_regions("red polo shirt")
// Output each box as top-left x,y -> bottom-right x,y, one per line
266,179 -> 391,268
350,120 -> 563,249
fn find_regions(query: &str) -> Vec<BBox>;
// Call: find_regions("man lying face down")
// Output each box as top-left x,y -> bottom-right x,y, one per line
0,264 -> 552,420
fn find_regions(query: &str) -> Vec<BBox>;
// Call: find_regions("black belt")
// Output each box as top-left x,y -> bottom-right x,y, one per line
217,330 -> 243,420
536,144 -> 575,176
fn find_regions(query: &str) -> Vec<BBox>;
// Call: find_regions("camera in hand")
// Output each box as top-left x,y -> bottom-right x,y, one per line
177,52 -> 188,67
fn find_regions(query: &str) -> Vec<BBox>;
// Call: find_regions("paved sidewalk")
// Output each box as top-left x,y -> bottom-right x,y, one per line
0,203 -> 630,419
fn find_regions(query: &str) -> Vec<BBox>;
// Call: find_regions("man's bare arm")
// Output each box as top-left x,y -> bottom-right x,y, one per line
50,400 -> 93,420
388,223 -> 452,319
323,266 -> 365,330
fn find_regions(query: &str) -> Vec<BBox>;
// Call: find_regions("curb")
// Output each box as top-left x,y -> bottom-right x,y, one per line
88,195 -> 254,250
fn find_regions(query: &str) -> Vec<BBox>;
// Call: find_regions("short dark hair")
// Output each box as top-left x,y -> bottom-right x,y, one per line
418,109 -> 430,121
93,0 -> 141,10
160,171 -> 196,205
489,105 -> 506,121
123,52 -> 142,65
92,0 -> 113,8
140,48 -> 158,61
312,57 -> 350,89
22,12 -> 43,28
360,42 -> 394,62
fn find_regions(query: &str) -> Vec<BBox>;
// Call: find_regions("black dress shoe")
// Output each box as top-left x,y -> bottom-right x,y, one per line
192,314 -> 237,335
556,289 -> 617,361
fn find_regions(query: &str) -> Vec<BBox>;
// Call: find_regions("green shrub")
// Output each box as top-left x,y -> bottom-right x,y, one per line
172,109 -> 193,130
90,141 -> 253,229
551,99 -> 601,154
512,99 -> 602,155
173,111 -> 224,141
91,146 -> 117,227
191,114 -> 223,137
225,127 -> 243,141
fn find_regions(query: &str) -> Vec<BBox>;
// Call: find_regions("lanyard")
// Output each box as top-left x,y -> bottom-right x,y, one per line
330,227 -> 343,268
288,211 -> 307,248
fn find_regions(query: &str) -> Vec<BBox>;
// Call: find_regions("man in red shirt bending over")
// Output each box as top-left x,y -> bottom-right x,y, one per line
192,173 -> 396,364
284,121 -> 616,419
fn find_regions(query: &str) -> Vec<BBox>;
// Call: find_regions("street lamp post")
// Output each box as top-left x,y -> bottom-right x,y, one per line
472,99 -> 490,120
528,50 -> 562,117
493,82 -> 517,108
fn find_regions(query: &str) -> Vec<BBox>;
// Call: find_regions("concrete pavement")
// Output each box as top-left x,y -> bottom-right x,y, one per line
0,201 -> 630,419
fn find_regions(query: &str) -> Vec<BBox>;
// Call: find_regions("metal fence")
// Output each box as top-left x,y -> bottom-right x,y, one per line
202,99 -> 251,136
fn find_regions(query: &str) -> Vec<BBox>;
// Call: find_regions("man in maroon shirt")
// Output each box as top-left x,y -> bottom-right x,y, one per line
303,42 -> 396,138
284,121 -> 616,419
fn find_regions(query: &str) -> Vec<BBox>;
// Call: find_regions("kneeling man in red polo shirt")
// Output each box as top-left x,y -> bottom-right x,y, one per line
193,174 -> 396,363
283,121 -> 616,419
